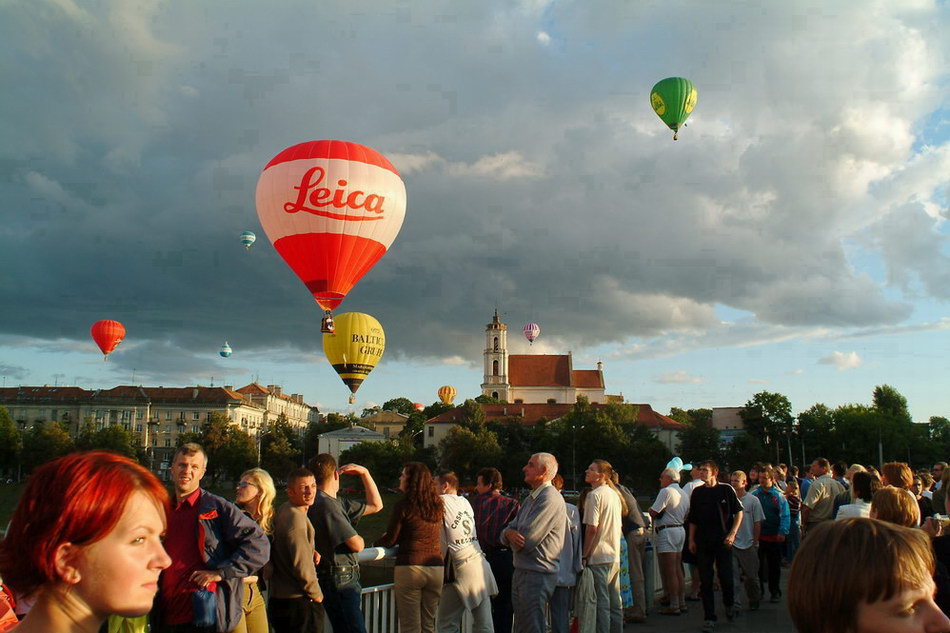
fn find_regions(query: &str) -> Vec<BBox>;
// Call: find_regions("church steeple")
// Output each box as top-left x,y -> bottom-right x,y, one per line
481,310 -> 509,402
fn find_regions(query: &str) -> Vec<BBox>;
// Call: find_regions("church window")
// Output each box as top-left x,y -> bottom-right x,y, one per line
547,399 -> 557,404
491,391 -> 499,400
493,337 -> 499,351
492,360 -> 499,376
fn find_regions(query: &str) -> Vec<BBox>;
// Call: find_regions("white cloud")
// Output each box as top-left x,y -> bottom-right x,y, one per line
819,351 -> 863,371
655,370 -> 704,384
537,31 -> 551,45
387,151 -> 444,175
748,378 -> 770,384
447,151 -> 545,180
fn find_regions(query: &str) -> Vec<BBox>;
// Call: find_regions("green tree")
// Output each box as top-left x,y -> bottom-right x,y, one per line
75,424 -> 138,458
382,398 -> 416,416
740,392 -> 793,463
474,394 -> 502,404
676,416 -> 721,465
218,427 -> 258,481
0,406 -> 22,477
456,400 -> 486,431
339,440 -> 411,488
873,384 -> 913,424
21,421 -> 74,472
797,403 -> 836,463
438,426 -> 502,483
260,414 -> 303,481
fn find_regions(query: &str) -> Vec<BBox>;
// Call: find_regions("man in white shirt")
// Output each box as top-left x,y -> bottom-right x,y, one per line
650,467 -> 688,615
730,471 -> 764,612
582,460 -> 623,633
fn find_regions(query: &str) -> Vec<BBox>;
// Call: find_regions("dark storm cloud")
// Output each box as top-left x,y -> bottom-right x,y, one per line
0,0 -> 947,368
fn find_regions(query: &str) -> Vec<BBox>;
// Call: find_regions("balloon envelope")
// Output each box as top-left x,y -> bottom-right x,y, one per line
90,320 -> 126,358
650,77 -> 698,139
256,140 -> 407,312
323,312 -> 385,395
666,456 -> 684,471
438,385 -> 457,406
523,323 -> 541,343
413,402 -> 425,412
240,231 -> 256,249
220,342 -> 233,358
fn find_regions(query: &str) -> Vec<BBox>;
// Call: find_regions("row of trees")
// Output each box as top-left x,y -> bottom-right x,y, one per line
3,384 -> 945,495
674,385 -> 948,475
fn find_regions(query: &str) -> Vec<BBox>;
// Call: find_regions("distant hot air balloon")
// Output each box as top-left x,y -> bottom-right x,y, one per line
240,231 -> 256,249
323,312 -> 385,405
523,323 -> 541,345
90,320 -> 126,359
650,77 -> 698,140
256,140 -> 407,331
413,402 -> 425,412
220,342 -> 233,358
438,385 -> 457,406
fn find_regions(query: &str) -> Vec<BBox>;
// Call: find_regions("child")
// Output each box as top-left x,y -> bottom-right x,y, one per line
783,480 -> 802,566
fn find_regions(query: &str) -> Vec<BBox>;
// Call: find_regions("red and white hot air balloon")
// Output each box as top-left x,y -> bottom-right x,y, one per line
255,140 -> 407,331
523,323 -> 541,345
413,402 -> 425,412
90,320 -> 126,359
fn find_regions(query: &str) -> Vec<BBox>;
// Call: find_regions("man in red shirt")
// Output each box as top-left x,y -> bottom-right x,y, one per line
155,443 -> 269,633
470,467 -> 520,633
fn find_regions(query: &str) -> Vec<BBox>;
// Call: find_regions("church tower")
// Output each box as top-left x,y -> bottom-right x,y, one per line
481,310 -> 510,402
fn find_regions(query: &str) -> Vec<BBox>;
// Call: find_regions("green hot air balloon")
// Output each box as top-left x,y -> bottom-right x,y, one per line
650,77 -> 698,140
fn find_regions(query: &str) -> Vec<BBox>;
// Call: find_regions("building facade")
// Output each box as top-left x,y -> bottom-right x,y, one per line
479,311 -> 609,404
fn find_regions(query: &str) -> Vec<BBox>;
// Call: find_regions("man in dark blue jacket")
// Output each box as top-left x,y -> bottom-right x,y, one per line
154,443 -> 270,633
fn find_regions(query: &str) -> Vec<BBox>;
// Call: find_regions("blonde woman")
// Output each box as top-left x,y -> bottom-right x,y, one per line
233,468 -> 276,633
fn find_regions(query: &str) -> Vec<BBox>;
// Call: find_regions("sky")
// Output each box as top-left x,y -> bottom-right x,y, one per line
0,0 -> 948,422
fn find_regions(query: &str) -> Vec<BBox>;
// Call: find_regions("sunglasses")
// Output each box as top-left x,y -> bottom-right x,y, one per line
236,481 -> 258,488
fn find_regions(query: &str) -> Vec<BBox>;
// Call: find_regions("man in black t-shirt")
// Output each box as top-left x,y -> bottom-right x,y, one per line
687,460 -> 743,632
308,453 -> 384,633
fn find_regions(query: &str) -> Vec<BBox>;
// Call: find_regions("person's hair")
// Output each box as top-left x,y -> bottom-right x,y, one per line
401,462 -> 443,523
534,452 -> 558,479
477,467 -> 503,491
920,472 -> 934,488
287,467 -> 314,487
239,468 -> 276,535
866,465 -> 881,479
759,468 -> 776,485
870,487 -> 918,527
788,518 -> 934,633
813,457 -> 830,471
790,465 -> 799,477
832,461 -> 847,478
552,474 -> 564,491
935,461 -> 948,470
731,470 -> 747,484
436,470 -> 459,492
308,453 -> 337,485
847,464 -> 866,477
881,462 -> 913,490
174,442 -> 207,465
850,471 -> 879,504
0,451 -> 171,598
785,479 -> 800,494
661,467 -> 679,480
941,467 -> 950,489
591,459 -> 627,516
701,460 -> 720,475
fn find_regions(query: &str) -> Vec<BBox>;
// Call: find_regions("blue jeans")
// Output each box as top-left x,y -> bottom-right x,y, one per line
318,577 -> 366,633
785,518 -> 801,562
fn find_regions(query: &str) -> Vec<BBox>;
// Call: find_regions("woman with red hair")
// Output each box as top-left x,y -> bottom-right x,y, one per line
0,451 -> 171,633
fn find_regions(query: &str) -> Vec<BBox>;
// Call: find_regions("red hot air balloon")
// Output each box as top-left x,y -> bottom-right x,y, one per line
255,141 -> 407,329
413,402 -> 425,412
90,320 -> 126,359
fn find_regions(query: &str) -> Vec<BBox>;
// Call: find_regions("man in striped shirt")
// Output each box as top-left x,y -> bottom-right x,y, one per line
471,467 -> 520,633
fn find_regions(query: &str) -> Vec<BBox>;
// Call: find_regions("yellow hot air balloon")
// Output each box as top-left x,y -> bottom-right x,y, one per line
438,385 -> 457,406
323,312 -> 385,404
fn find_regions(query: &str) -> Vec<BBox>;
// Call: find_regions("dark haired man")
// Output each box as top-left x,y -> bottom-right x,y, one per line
307,453 -> 383,633
470,467 -> 520,633
155,443 -> 270,633
687,461 -> 743,632
270,467 -> 323,632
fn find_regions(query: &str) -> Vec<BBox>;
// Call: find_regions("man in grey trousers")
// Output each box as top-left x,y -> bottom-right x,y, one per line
502,452 -> 567,633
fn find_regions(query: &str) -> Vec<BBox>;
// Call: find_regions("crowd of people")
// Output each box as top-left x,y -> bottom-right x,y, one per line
1,447 -> 950,633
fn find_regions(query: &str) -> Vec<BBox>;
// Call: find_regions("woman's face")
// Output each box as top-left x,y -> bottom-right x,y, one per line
235,477 -> 260,505
73,490 -> 171,617
854,578 -> 950,633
